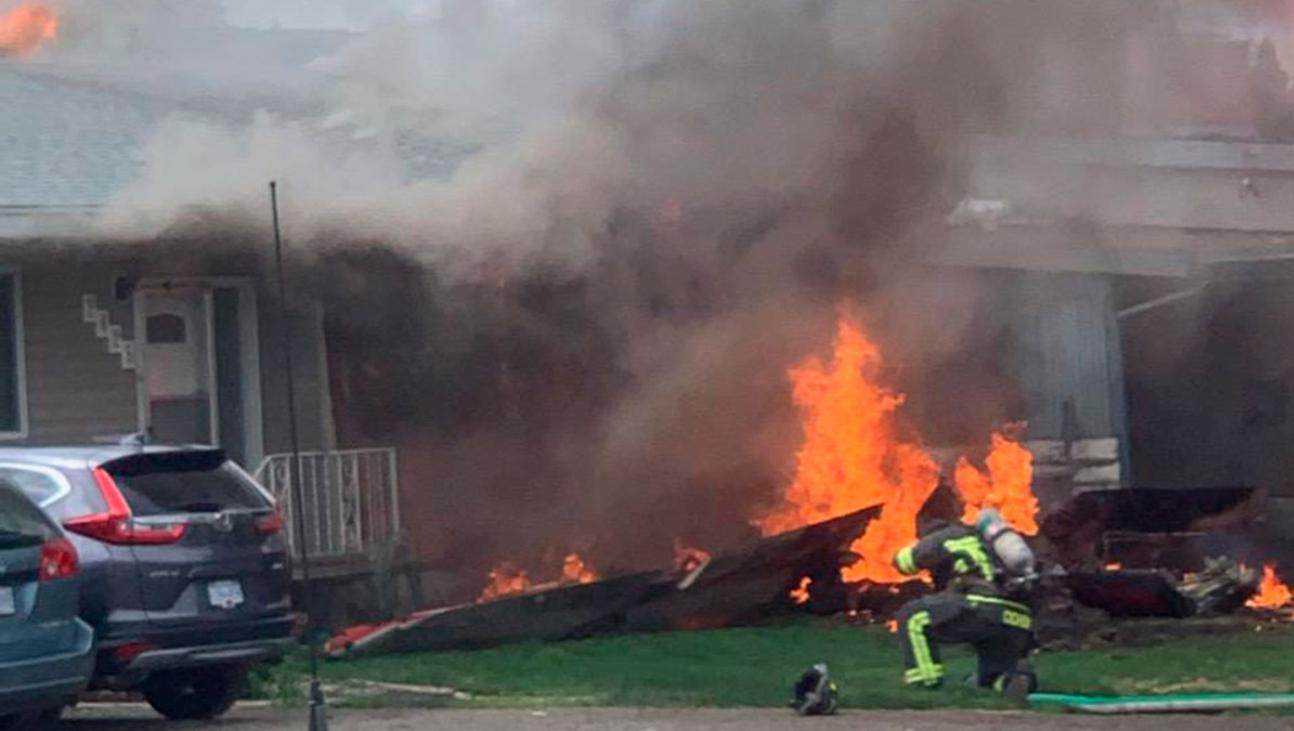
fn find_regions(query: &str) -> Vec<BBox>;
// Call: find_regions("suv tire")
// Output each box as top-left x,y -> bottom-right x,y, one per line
143,665 -> 246,720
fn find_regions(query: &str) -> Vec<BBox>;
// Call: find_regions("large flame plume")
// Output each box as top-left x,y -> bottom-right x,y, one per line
756,309 -> 940,583
483,308 -> 1041,601
954,430 -> 1039,535
1246,564 -> 1293,611
758,307 -> 1037,586
0,4 -> 57,57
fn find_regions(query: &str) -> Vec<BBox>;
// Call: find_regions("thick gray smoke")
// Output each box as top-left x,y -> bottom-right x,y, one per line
60,1 -> 1213,588
101,1 -> 944,246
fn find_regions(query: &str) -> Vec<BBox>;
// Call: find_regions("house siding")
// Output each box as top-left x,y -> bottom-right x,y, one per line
20,267 -> 138,443
5,257 -> 335,464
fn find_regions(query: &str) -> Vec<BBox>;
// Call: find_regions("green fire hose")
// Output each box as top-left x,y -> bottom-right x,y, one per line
1029,692 -> 1294,714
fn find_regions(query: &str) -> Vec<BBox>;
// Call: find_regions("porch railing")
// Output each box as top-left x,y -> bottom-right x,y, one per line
253,448 -> 400,560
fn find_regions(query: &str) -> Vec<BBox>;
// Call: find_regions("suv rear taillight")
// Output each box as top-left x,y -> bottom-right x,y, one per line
39,538 -> 78,581
62,468 -> 188,545
254,507 -> 284,536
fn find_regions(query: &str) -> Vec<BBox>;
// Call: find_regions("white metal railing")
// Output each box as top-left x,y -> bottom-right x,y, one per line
253,448 -> 401,560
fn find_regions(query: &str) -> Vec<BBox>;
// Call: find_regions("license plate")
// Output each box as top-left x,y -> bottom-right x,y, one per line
0,587 -> 13,616
207,580 -> 244,609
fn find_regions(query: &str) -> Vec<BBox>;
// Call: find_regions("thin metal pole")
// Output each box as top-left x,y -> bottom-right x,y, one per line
1115,285 -> 1205,322
270,181 -> 328,731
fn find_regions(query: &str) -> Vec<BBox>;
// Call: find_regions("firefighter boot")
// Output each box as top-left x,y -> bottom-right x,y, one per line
995,659 -> 1038,702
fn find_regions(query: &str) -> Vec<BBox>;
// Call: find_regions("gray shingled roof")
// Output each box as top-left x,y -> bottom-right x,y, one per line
0,27 -> 348,210
0,68 -> 169,207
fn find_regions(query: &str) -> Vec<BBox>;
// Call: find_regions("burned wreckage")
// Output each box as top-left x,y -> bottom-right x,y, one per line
328,508 -> 876,656
328,481 -> 1290,659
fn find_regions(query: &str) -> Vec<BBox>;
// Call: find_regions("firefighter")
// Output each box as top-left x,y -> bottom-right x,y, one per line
892,508 -> 1039,699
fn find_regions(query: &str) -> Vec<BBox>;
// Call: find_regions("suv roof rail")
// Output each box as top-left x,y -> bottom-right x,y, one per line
92,433 -> 218,451
91,432 -> 152,447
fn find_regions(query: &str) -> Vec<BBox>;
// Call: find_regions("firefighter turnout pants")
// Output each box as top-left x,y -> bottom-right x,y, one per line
897,592 -> 1035,688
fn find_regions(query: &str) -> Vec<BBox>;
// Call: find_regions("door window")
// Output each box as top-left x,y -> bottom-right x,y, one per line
146,313 -> 188,344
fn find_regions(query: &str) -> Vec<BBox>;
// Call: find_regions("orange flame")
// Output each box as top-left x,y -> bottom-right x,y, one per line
790,576 -> 812,605
562,552 -> 598,584
757,310 -> 939,583
479,553 -> 599,603
757,308 -> 1040,584
478,562 -> 532,602
954,430 -> 1039,535
0,5 -> 57,57
887,619 -> 898,633
1104,562 -> 1123,572
673,538 -> 711,574
1246,564 -> 1293,610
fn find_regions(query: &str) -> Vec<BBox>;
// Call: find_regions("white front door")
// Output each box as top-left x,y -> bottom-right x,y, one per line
140,289 -> 217,445
135,280 -> 264,467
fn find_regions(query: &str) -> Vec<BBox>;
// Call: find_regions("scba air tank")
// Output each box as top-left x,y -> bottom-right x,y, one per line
976,509 -> 1036,577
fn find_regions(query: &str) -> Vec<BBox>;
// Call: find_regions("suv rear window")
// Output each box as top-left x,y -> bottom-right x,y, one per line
0,466 -> 65,506
0,483 -> 55,547
102,451 -> 271,517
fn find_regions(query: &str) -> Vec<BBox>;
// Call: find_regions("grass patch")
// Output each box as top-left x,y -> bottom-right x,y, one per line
1037,625 -> 1294,697
268,620 -> 1294,709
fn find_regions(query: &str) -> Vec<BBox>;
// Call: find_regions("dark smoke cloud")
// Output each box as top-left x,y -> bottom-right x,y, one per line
86,1 -> 1208,588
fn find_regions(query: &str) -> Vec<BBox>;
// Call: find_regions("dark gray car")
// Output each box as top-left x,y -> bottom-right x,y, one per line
0,446 -> 294,721
0,483 -> 94,730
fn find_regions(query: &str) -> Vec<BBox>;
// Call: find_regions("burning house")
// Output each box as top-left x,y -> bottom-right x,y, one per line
341,0 -> 1294,633
0,0 -> 1292,635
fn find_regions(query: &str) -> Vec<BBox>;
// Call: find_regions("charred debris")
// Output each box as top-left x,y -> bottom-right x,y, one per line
326,484 -> 1290,659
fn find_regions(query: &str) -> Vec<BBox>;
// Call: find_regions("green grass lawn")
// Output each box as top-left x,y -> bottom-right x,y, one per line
264,620 -> 1294,709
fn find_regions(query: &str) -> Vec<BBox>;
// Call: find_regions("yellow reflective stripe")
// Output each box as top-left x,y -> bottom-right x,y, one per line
966,594 -> 1031,614
905,611 -> 942,684
943,536 -> 995,581
904,665 -> 944,686
907,612 -> 933,671
1001,608 -> 1032,630
895,545 -> 918,575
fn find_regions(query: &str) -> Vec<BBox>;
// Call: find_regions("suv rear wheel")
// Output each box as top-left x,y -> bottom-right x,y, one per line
143,665 -> 246,720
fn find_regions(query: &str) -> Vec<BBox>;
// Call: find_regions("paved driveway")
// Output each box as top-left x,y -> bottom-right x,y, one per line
61,705 -> 1294,730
